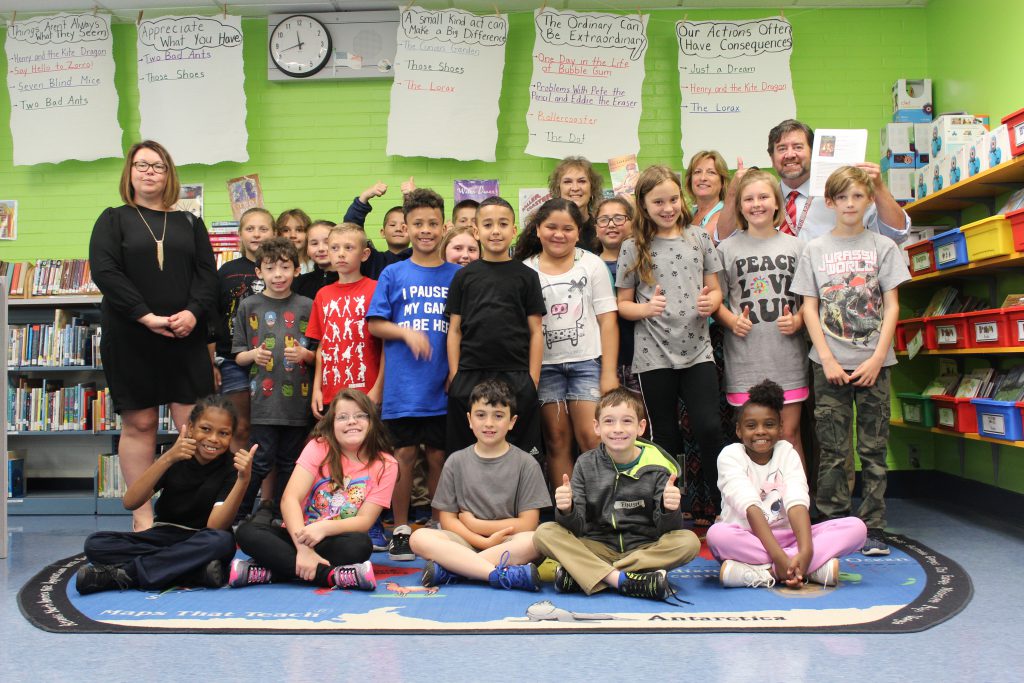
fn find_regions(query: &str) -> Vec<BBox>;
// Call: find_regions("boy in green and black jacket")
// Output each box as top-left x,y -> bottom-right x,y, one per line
533,388 -> 700,600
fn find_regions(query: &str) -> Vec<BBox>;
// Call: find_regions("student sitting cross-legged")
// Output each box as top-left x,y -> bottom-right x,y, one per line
532,388 -> 700,601
409,379 -> 550,592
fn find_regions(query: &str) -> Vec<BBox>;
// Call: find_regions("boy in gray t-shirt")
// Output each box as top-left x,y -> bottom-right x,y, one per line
409,380 -> 550,592
790,167 -> 910,557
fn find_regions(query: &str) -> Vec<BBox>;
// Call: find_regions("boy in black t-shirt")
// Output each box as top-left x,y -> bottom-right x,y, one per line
445,196 -> 546,459
76,396 -> 255,594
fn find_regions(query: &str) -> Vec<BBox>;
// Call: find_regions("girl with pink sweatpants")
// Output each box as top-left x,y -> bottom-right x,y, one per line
707,380 -> 866,588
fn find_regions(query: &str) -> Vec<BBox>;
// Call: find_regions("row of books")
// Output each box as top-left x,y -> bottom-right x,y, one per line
209,221 -> 242,269
0,259 -> 99,298
8,312 -> 102,367
7,380 -> 106,432
97,453 -> 127,498
922,365 -> 1024,402
6,381 -> 183,433
921,289 -> 1024,318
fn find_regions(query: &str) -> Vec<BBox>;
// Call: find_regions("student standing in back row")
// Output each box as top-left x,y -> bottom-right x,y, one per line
446,196 -> 547,461
368,188 -> 461,561
616,165 -> 725,522
790,166 -> 910,556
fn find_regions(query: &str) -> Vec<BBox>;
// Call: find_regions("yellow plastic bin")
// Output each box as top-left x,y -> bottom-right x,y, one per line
962,215 -> 1014,261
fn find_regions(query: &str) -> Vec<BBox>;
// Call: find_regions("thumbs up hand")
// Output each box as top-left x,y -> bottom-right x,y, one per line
696,285 -> 717,317
777,303 -> 797,336
733,305 -> 753,338
234,443 -> 257,483
647,284 -> 667,318
401,176 -> 416,195
253,343 -> 272,368
663,473 -> 681,511
166,425 -> 196,463
554,473 -> 573,512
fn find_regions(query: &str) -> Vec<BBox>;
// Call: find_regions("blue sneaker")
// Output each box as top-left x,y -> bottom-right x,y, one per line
488,551 -> 540,592
368,519 -> 388,552
421,560 -> 465,587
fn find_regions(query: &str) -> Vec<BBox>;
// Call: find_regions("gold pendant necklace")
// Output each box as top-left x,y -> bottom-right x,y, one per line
135,206 -> 168,271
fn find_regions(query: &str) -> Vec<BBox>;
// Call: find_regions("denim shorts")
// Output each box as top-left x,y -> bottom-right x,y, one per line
537,358 -> 602,404
219,358 -> 251,394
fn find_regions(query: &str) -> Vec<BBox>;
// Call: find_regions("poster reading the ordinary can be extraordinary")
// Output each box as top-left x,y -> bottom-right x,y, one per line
526,9 -> 648,161
5,13 -> 122,165
677,17 -> 796,167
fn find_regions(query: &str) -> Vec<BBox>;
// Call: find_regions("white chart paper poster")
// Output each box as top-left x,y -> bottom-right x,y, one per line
677,17 -> 796,167
526,9 -> 648,161
5,13 -> 122,166
137,15 -> 247,165
387,7 -> 507,161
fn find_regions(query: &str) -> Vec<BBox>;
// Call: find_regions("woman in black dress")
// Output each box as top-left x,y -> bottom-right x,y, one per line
89,141 -> 218,530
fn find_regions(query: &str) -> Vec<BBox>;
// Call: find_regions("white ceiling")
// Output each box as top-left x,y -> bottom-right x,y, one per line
0,0 -> 929,23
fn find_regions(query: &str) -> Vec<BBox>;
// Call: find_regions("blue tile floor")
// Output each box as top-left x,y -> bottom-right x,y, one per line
2,498 -> 1020,682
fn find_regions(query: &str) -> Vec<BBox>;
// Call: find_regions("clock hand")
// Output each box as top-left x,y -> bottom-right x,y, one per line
279,42 -> 301,53
296,32 -> 305,50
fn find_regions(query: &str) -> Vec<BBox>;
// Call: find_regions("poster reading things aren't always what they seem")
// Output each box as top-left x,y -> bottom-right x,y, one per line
677,17 -> 796,168
387,6 -> 508,162
137,15 -> 247,165
526,9 -> 648,161
5,13 -> 122,165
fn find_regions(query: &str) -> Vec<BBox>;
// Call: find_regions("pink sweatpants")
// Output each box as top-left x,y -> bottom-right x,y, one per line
706,517 -> 868,573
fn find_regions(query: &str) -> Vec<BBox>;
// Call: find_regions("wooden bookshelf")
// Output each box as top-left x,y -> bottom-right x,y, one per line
891,419 -> 1024,448
904,155 -> 1024,219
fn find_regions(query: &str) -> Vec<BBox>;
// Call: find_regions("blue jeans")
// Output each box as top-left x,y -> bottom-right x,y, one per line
538,358 -> 602,404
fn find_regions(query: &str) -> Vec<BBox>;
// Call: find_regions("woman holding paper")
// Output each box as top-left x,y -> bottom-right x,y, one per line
548,156 -> 603,252
88,140 -> 218,531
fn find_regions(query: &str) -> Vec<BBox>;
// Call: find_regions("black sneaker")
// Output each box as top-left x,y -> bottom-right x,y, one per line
553,565 -> 582,594
618,569 -> 670,601
76,563 -> 136,595
861,529 -> 891,556
188,560 -> 226,588
388,525 -> 415,561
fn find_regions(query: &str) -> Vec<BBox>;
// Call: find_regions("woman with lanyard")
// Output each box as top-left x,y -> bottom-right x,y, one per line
684,150 -> 731,242
89,141 -> 218,531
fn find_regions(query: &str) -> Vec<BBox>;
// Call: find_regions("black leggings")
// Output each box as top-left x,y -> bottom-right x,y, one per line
235,506 -> 372,587
638,362 -> 723,510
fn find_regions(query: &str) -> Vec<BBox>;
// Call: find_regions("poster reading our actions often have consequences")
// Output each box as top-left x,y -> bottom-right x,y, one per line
677,17 -> 796,168
387,7 -> 508,162
137,15 -> 247,164
5,13 -> 122,165
526,9 -> 648,161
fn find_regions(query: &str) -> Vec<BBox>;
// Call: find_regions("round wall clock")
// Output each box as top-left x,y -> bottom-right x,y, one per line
269,15 -> 332,78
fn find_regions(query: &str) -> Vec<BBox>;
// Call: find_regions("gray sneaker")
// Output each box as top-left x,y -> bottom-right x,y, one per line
861,531 -> 891,556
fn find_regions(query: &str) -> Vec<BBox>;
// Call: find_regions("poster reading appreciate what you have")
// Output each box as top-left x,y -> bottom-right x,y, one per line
5,13 -> 122,166
526,9 -> 648,161
387,6 -> 508,162
137,15 -> 247,165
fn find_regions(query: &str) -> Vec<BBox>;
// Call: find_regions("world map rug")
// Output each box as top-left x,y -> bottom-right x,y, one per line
19,533 -> 971,635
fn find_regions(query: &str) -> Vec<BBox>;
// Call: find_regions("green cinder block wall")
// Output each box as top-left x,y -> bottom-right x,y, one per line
1,8 -> 927,260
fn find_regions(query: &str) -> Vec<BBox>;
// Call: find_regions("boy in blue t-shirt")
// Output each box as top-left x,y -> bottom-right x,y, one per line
368,188 -> 460,561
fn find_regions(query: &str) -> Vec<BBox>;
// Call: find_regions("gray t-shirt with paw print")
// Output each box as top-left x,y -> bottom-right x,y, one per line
615,231 -> 723,373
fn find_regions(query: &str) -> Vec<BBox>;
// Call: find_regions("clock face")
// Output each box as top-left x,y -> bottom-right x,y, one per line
269,15 -> 332,78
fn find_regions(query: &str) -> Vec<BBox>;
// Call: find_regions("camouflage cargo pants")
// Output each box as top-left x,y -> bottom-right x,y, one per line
812,363 -> 890,530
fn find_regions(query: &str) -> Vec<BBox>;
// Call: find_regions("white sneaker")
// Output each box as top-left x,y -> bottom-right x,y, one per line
807,558 -> 840,587
719,560 -> 775,588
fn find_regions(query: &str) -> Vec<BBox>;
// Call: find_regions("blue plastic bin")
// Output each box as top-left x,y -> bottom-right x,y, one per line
931,228 -> 969,269
970,398 -> 1024,441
